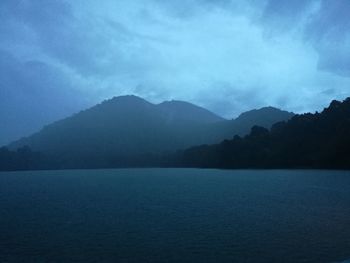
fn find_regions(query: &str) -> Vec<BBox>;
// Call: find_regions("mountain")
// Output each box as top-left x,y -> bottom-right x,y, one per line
214,106 -> 295,139
179,98 -> 350,169
7,95 -> 293,169
234,106 -> 295,132
157,100 -> 225,124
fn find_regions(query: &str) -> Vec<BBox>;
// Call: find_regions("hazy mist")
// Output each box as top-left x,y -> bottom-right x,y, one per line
1,0 -> 350,145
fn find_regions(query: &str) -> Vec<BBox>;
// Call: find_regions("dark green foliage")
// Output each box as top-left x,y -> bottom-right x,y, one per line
180,98 -> 350,169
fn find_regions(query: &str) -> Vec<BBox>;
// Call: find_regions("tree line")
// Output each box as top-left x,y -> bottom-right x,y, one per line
178,98 -> 350,169
1,98 -> 349,171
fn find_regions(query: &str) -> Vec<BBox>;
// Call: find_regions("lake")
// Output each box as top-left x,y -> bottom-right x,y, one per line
0,169 -> 350,262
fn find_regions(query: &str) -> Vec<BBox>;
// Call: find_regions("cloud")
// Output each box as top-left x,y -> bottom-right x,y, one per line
0,49 -> 87,146
0,0 -> 350,144
261,0 -> 316,33
258,0 -> 350,77
305,0 -> 350,77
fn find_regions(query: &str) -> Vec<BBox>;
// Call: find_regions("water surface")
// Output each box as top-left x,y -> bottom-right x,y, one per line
1,169 -> 350,262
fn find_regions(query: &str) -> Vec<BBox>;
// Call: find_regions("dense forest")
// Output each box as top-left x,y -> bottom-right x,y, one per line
179,98 -> 350,169
0,97 -> 349,171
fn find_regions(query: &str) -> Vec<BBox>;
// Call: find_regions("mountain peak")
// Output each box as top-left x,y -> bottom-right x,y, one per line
93,95 -> 153,112
108,95 -> 150,104
228,106 -> 295,134
236,106 -> 294,121
159,100 -> 193,105
157,100 -> 225,123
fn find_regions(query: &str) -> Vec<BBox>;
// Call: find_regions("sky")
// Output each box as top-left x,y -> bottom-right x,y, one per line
1,0 -> 350,146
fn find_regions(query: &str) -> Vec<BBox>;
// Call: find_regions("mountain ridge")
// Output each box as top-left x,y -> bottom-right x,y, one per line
157,100 -> 226,124
7,95 -> 294,169
179,97 -> 350,169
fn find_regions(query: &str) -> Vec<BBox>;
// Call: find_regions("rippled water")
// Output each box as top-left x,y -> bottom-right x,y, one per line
1,169 -> 350,262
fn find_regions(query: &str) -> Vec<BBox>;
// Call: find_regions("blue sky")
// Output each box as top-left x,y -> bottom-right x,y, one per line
1,0 -> 350,145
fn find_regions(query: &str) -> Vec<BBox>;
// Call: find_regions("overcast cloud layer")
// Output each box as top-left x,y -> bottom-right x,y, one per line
1,0 -> 350,145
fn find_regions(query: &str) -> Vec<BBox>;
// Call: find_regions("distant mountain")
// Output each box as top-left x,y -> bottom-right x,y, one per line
157,100 -> 225,124
234,106 -> 295,131
215,106 -> 295,139
7,95 -> 293,169
179,98 -> 350,169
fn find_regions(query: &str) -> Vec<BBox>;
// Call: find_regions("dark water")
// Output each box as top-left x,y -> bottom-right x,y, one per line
1,169 -> 350,263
